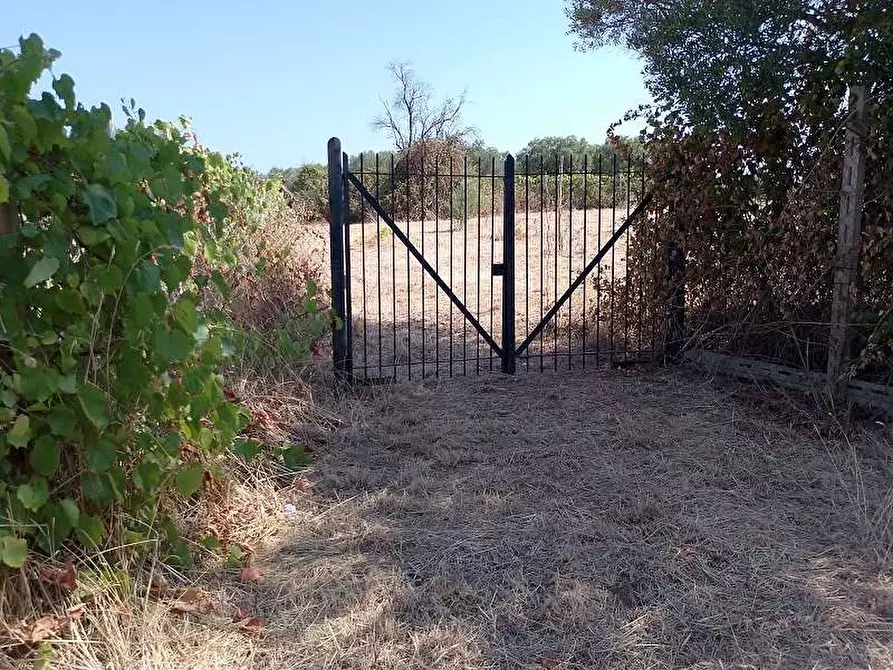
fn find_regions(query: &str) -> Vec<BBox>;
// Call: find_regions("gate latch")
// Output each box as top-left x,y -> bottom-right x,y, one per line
492,263 -> 505,277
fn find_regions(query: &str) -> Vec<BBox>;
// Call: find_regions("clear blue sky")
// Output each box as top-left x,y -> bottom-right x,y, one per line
4,1 -> 649,171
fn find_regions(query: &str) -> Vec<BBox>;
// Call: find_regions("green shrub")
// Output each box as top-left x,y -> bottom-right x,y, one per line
0,35 -> 243,565
198,154 -> 329,376
269,163 -> 328,222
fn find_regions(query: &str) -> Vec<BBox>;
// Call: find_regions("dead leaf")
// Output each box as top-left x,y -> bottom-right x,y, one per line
170,601 -> 197,614
293,478 -> 312,492
39,562 -> 78,592
148,578 -> 167,598
170,587 -> 215,615
239,567 -> 264,583
231,603 -> 253,622
179,587 -> 203,602
66,603 -> 87,620
5,605 -> 88,647
27,615 -> 70,644
237,616 -> 263,636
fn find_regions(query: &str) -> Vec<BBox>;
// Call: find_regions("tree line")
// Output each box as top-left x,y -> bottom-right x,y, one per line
269,62 -> 644,221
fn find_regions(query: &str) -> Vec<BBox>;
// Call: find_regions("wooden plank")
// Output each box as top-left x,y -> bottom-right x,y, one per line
685,349 -> 893,419
827,83 -> 868,393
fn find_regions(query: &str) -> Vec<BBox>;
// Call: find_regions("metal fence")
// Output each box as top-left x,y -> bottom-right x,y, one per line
327,138 -> 659,382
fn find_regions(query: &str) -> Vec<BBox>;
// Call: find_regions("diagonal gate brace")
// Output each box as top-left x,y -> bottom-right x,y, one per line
516,188 -> 655,357
345,172 -> 503,358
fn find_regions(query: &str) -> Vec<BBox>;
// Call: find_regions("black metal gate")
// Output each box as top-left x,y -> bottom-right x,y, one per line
327,137 -> 656,382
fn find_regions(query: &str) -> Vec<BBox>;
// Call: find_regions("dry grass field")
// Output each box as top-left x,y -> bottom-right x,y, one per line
345,207 -> 642,378
56,369 -> 893,669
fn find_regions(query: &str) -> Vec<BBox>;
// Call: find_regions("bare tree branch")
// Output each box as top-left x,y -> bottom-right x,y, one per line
372,61 -> 476,154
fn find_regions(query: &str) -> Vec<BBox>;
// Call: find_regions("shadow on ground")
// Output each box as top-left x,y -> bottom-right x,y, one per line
248,369 -> 893,669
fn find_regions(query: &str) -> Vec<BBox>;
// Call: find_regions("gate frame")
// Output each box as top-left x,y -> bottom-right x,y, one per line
328,137 -> 656,381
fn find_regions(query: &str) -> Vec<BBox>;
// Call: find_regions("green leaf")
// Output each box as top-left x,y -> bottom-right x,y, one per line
85,438 -> 116,473
17,479 -> 50,512
94,266 -> 123,293
225,544 -> 245,568
280,443 -> 313,470
0,175 -> 8,203
58,375 -> 77,394
83,184 -> 117,224
78,386 -> 108,430
52,73 -> 75,109
29,435 -> 60,477
1,536 -> 28,568
77,514 -> 105,548
48,405 -> 77,436
77,226 -> 110,246
175,464 -> 203,497
134,459 -> 163,494
33,642 -> 54,670
0,125 -> 10,161
7,415 -> 31,447
59,498 -> 80,526
167,539 -> 194,567
234,438 -> 261,462
154,328 -> 194,363
171,296 -> 198,333
23,257 -> 60,288
210,269 -> 229,298
18,365 -> 58,401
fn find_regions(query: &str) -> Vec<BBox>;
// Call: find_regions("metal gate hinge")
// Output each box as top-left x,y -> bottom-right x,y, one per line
492,263 -> 505,276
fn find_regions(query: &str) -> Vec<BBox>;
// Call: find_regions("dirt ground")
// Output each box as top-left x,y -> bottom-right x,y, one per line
242,368 -> 893,669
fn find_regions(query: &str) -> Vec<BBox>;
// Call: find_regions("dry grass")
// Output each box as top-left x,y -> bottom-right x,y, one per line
260,370 -> 893,670
12,368 -> 893,669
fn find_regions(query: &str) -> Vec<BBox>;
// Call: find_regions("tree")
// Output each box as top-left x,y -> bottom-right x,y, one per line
465,139 -> 503,175
267,164 -> 328,220
515,135 -> 642,174
566,0 -> 893,378
372,62 -> 475,154
566,0 -> 891,146
517,136 -> 603,171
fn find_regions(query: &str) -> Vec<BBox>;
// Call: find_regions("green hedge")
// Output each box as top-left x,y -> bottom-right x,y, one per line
0,35 -> 245,566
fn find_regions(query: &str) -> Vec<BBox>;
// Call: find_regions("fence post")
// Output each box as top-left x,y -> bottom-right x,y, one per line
342,151 -> 353,376
327,137 -> 349,380
665,205 -> 686,363
501,154 -> 516,374
827,83 -> 868,397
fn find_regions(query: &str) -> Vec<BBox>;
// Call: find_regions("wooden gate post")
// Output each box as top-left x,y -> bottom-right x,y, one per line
827,84 -> 868,395
327,137 -> 350,380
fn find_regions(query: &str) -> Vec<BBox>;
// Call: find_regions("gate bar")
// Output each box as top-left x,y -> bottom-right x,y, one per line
501,155 -> 516,374
327,137 -> 350,378
516,187 -> 654,358
345,171 -> 503,358
342,151 -> 353,374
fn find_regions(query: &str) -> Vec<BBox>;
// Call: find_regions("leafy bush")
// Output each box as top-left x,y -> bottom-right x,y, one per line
197,153 -> 329,375
0,35 -> 245,566
269,163 -> 328,222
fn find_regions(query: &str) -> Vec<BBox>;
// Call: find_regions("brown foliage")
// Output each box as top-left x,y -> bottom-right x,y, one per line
613,130 -> 892,380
